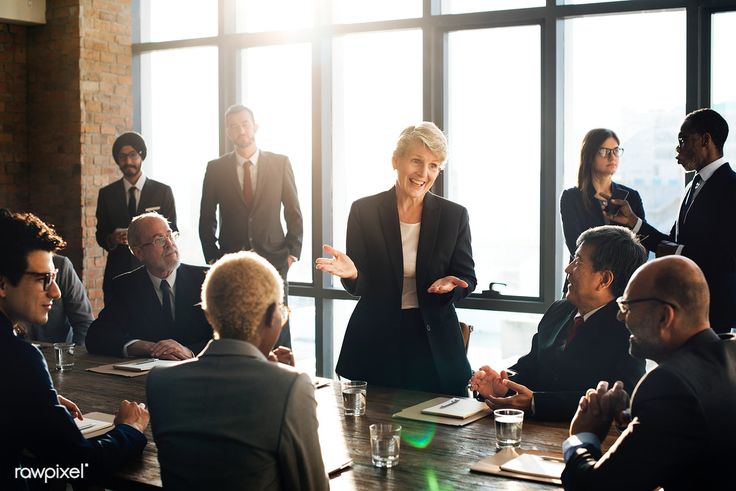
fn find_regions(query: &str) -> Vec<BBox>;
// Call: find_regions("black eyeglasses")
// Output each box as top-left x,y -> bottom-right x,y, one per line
139,231 -> 179,248
24,269 -> 59,291
616,296 -> 677,315
117,150 -> 141,162
597,147 -> 623,158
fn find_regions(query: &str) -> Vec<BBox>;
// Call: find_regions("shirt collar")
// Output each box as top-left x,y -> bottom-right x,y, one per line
123,173 -> 147,192
199,338 -> 268,361
236,148 -> 260,168
579,302 -> 607,322
146,266 -> 178,291
696,156 -> 727,182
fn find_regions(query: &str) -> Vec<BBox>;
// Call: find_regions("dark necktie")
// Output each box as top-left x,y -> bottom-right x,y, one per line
680,174 -> 702,222
566,314 -> 584,345
128,187 -> 137,219
160,279 -> 173,322
242,160 -> 254,209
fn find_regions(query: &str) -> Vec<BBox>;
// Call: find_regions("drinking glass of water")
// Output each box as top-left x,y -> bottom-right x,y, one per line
53,343 -> 75,372
370,423 -> 401,468
341,380 -> 367,416
494,408 -> 524,449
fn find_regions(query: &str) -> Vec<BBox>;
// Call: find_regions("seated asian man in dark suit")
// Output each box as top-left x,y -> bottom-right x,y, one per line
147,251 -> 328,490
562,256 -> 736,490
0,210 -> 148,491
469,226 -> 647,421
86,212 -> 212,359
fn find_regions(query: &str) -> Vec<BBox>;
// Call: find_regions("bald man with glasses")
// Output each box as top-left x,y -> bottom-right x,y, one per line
562,255 -> 736,490
86,212 -> 212,359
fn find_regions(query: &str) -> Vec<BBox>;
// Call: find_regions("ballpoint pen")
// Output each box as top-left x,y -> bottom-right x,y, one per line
130,358 -> 157,365
439,397 -> 460,408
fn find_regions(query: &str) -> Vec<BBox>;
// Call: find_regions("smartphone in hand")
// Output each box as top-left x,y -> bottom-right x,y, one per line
605,189 -> 629,215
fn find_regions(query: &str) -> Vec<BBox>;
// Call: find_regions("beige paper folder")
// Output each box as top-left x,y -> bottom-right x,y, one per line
393,397 -> 491,426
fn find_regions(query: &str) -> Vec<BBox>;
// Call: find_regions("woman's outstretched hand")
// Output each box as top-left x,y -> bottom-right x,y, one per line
315,244 -> 358,280
427,275 -> 468,294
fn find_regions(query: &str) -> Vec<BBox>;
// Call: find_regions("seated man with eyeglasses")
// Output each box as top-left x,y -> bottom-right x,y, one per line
469,226 -> 647,421
146,251 -> 328,490
562,255 -> 736,490
86,212 -> 213,359
0,210 -> 149,491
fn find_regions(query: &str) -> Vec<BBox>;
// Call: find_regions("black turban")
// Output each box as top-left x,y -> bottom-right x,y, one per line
112,132 -> 147,162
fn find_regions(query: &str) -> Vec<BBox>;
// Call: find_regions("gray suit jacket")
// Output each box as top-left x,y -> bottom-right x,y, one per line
198,150 -> 303,271
28,255 -> 93,345
147,339 -> 328,491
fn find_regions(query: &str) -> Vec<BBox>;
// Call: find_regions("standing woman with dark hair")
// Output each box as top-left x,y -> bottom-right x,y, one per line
560,128 -> 645,260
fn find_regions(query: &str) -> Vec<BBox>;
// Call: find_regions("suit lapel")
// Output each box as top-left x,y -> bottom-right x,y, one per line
378,189 -> 404,294
138,180 -> 153,215
416,193 -> 440,290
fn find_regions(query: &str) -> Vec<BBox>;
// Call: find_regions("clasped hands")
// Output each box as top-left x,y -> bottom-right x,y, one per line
569,380 -> 631,441
315,244 -> 468,293
468,365 -> 533,412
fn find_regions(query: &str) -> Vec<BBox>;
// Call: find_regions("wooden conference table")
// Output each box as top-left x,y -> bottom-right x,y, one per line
47,348 -> 581,490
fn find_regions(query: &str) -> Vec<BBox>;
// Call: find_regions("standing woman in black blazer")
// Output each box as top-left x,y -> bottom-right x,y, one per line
560,128 -> 645,259
316,123 -> 476,395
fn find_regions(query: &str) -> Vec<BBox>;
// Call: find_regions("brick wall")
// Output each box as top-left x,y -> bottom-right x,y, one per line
22,0 -> 133,313
0,22 -> 28,211
79,0 -> 133,312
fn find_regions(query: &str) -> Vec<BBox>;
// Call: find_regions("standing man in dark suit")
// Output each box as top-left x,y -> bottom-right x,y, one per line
609,108 -> 736,333
199,104 -> 303,347
0,210 -> 148,491
562,256 -> 736,490
470,226 -> 646,421
86,213 -> 212,359
96,132 -> 177,303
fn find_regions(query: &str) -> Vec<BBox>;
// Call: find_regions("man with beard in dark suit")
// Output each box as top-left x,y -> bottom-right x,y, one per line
96,132 -> 177,303
87,212 -> 211,359
608,108 -> 736,333
199,105 -> 302,348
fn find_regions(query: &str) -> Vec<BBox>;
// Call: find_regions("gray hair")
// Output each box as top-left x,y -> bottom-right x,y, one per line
127,212 -> 169,250
394,122 -> 448,167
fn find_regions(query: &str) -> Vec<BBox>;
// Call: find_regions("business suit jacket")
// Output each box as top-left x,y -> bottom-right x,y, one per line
1,314 -> 147,491
562,330 -> 736,490
96,177 -> 177,301
510,300 -> 645,421
85,264 -> 212,357
147,339 -> 329,491
28,255 -> 93,345
560,182 -> 645,257
199,150 -> 303,272
638,163 -> 736,332
336,188 -> 476,396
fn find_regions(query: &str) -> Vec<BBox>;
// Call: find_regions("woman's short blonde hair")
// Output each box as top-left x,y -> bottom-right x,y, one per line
201,251 -> 283,342
393,122 -> 448,167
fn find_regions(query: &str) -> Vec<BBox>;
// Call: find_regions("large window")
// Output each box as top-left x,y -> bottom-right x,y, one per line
134,1 -> 736,377
712,11 -> 736,160
447,25 -> 541,298
330,29 -> 423,269
562,10 -> 686,278
239,43 -> 313,283
139,47 -> 219,266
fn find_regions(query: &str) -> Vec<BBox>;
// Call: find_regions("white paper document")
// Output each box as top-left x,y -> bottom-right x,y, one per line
499,453 -> 565,479
420,397 -> 488,419
112,358 -> 187,372
75,416 -> 114,436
